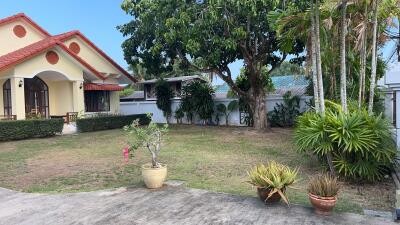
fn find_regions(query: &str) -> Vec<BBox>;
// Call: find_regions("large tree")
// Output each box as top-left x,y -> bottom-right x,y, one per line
118,0 -> 304,130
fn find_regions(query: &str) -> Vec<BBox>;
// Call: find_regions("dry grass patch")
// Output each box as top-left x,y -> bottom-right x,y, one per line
0,125 -> 395,213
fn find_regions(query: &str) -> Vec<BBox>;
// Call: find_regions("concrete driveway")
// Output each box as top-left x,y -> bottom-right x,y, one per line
0,185 -> 396,225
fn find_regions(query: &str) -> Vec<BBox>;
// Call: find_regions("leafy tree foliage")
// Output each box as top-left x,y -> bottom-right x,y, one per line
119,84 -> 135,97
269,61 -> 305,76
119,0 -> 305,129
155,79 -> 173,120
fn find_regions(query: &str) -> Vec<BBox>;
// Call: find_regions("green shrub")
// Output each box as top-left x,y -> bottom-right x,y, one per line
268,91 -> 301,127
174,106 -> 184,124
77,114 -> 150,132
119,84 -> 135,97
0,119 -> 64,141
181,80 -> 214,123
294,101 -> 396,182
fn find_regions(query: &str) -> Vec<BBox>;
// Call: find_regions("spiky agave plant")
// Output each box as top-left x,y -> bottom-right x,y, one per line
247,161 -> 298,205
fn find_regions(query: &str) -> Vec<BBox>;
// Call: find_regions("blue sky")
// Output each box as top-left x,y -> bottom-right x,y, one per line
0,0 -> 241,84
1,1 -> 397,84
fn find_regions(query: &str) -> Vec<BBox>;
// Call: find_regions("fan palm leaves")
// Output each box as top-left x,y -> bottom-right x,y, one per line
294,101 -> 396,182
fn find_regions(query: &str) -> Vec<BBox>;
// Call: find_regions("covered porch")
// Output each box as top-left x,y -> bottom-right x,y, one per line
0,70 -> 84,121
0,70 -> 122,122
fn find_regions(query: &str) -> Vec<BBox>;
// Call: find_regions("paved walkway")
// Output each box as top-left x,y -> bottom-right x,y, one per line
0,185 -> 396,225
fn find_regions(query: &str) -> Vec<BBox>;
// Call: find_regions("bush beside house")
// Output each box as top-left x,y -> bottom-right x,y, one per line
77,114 -> 150,132
0,119 -> 64,141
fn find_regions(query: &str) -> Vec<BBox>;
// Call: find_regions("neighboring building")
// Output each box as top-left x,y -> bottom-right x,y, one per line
0,13 -> 135,120
384,61 -> 400,146
120,74 -> 312,125
138,75 -> 207,101
120,91 -> 145,102
214,75 -> 309,98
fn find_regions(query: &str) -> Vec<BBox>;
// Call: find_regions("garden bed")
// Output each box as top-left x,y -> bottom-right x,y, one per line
0,125 -> 394,213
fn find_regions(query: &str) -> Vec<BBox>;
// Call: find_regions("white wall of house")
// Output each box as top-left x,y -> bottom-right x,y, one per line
120,96 -> 312,125
384,61 -> 400,147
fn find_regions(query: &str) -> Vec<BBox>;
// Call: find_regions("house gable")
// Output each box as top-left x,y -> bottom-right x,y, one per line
14,48 -> 84,81
61,34 -> 135,83
0,15 -> 49,56
0,13 -> 134,84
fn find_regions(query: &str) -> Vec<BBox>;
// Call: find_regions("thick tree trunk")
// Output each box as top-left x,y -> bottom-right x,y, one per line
249,87 -> 267,130
340,0 -> 348,113
368,0 -> 379,115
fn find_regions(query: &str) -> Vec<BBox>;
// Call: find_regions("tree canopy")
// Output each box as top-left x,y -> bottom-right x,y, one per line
119,0 -> 305,129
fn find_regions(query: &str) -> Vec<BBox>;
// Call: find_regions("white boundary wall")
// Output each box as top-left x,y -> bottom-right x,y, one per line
120,96 -> 312,125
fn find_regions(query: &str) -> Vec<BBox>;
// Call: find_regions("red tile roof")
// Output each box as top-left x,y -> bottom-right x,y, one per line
55,30 -> 136,82
84,83 -> 124,91
0,36 -> 106,80
0,13 -> 50,37
0,13 -> 136,82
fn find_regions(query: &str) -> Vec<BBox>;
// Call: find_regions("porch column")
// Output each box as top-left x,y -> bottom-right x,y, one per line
10,77 -> 25,120
72,81 -> 84,114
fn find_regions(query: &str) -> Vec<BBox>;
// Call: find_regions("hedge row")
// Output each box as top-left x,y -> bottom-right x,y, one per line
76,114 -> 151,132
0,119 -> 64,141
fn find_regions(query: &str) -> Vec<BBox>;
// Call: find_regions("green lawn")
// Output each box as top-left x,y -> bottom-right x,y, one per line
0,125 -> 394,214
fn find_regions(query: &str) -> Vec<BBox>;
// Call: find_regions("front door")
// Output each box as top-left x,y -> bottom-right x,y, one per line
24,77 -> 49,118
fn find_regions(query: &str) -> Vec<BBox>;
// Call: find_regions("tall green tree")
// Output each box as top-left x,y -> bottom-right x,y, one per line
119,0 -> 304,130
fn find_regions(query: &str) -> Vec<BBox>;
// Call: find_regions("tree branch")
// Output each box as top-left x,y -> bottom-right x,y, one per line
267,53 -> 287,75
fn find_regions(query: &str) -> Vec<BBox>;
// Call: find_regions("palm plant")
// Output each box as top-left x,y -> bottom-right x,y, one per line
294,101 -> 396,182
340,0 -> 348,112
216,100 -> 239,126
368,0 -> 379,114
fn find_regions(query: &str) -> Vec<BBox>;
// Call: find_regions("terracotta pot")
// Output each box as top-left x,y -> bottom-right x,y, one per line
257,187 -> 283,203
141,163 -> 167,189
308,193 -> 337,216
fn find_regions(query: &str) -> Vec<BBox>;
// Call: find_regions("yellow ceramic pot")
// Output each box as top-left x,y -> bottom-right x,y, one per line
141,163 -> 167,189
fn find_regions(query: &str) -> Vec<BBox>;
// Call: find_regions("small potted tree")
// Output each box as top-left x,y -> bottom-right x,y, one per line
125,119 -> 168,189
247,161 -> 297,205
308,174 -> 340,215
